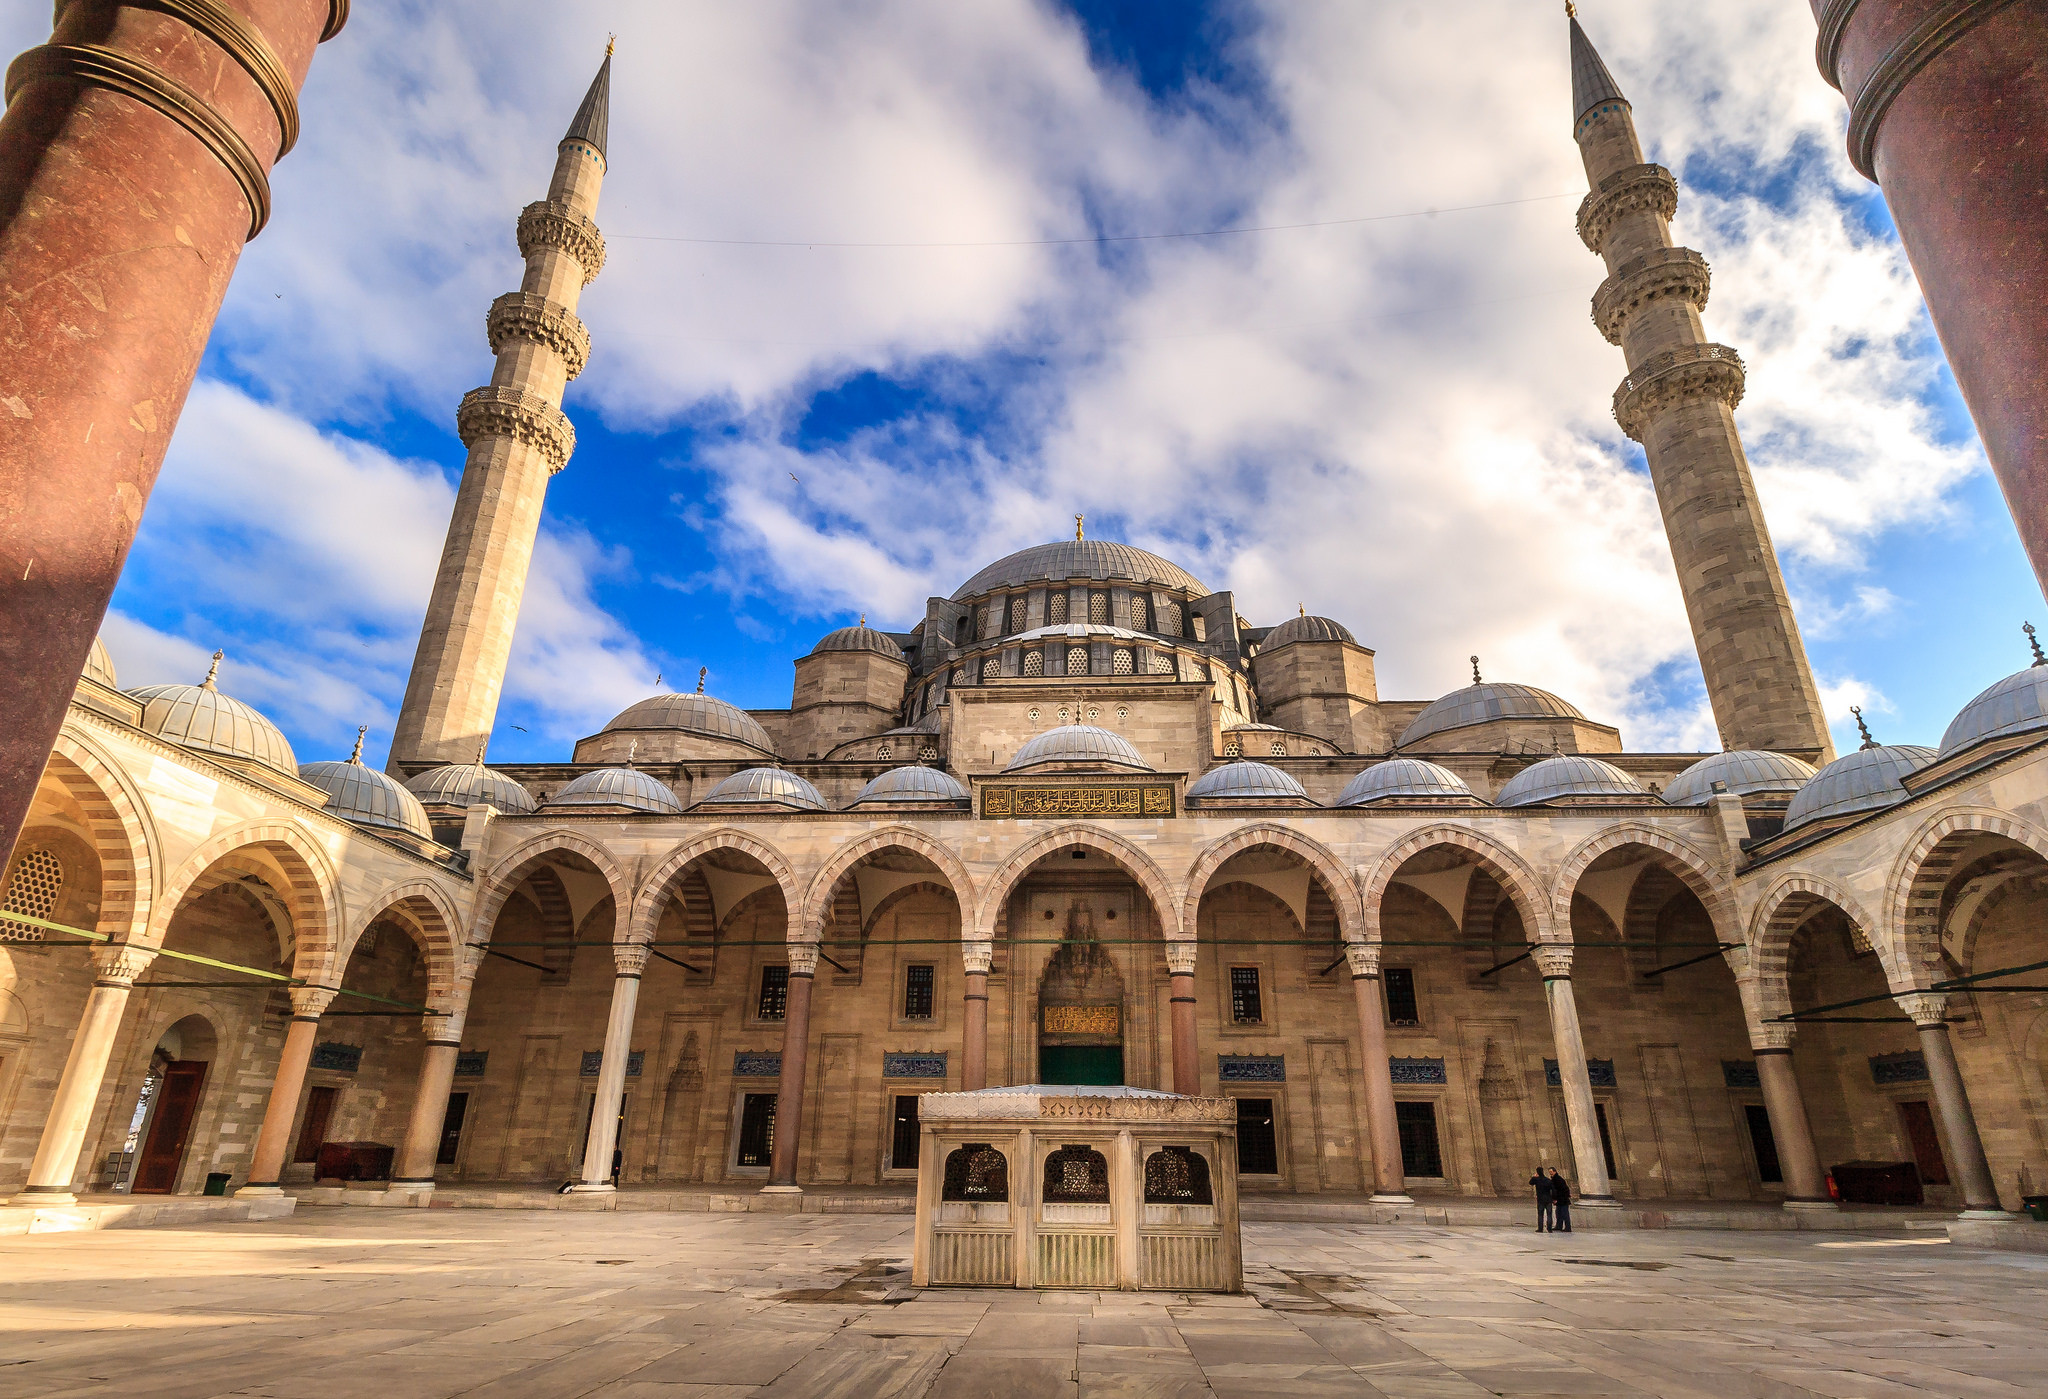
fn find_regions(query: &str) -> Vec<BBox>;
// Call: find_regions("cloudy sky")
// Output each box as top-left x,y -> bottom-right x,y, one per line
23,0 -> 2034,765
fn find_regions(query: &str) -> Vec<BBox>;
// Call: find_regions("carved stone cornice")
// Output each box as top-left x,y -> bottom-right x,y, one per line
961,940 -> 994,976
787,941 -> 820,977
1164,941 -> 1197,976
288,985 -> 338,1018
1895,990 -> 1949,1027
456,386 -> 576,473
487,292 -> 591,379
1575,163 -> 1679,254
1592,246 -> 1711,345
1344,942 -> 1380,979
1612,342 -> 1747,442
1532,944 -> 1574,980
613,942 -> 650,978
91,944 -> 157,987
517,200 -> 607,285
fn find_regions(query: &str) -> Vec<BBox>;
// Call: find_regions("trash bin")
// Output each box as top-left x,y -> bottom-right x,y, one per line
204,1172 -> 231,1196
2022,1195 -> 2048,1222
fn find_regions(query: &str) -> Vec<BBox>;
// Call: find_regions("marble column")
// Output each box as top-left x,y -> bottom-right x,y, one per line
1749,1024 -> 1833,1208
1535,945 -> 1613,1203
1347,943 -> 1411,1203
391,1040 -> 462,1189
1898,991 -> 2004,1214
573,943 -> 648,1192
238,985 -> 338,1196
962,940 -> 992,1091
765,942 -> 818,1192
1165,940 -> 1199,1096
9,943 -> 155,1205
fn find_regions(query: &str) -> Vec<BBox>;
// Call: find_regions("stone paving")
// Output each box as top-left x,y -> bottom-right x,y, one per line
3,1209 -> 2046,1398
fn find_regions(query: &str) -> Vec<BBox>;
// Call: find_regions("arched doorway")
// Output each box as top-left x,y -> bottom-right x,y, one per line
1036,900 -> 1127,1085
128,1014 -> 217,1193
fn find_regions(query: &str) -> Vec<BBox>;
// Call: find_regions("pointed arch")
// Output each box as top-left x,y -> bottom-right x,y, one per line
147,821 -> 341,971
974,824 -> 1182,942
472,830 -> 633,950
335,880 -> 466,1007
1745,873 -> 1886,1020
1358,823 -> 1553,944
1551,822 -> 1737,942
1887,806 -> 2048,989
800,826 -> 976,943
45,726 -> 161,939
1180,823 -> 1363,944
631,828 -> 803,947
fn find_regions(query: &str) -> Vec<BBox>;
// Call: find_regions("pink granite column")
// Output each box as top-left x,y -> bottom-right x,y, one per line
1750,1024 -> 1834,1208
1346,943 -> 1411,1202
239,985 -> 337,1194
1536,945 -> 1614,1203
962,940 -> 992,1091
1899,992 -> 2003,1214
1166,941 -> 1198,1096
764,943 -> 818,1192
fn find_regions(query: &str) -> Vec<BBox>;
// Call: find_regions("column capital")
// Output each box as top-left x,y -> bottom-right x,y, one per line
1895,990 -> 1949,1027
1532,944 -> 1574,979
1749,1022 -> 1797,1052
961,939 -> 993,976
787,941 -> 820,977
1164,941 -> 1197,976
613,942 -> 650,978
1344,941 -> 1380,979
90,944 -> 156,986
288,985 -> 337,1019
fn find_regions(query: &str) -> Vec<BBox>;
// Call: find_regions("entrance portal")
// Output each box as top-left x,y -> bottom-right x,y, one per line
1036,901 -> 1126,1085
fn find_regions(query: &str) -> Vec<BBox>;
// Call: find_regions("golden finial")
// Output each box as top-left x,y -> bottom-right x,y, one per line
1470,655 -> 1483,685
1075,514 -> 1085,541
201,649 -> 223,689
1298,603 -> 1305,618
860,613 -> 867,626
1565,1 -> 1577,17
696,666 -> 707,694
606,33 -> 616,56
348,726 -> 367,764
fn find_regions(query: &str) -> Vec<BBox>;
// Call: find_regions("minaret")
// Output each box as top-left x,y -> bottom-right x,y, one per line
390,49 -> 613,772
1569,10 -> 1835,763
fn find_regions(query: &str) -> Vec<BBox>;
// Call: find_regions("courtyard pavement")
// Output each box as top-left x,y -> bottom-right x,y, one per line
3,1208 -> 2045,1398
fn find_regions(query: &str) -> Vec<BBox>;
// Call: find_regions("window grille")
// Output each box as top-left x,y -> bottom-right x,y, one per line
877,743 -> 892,761
1089,592 -> 1109,624
1383,967 -> 1419,1026
1042,1144 -> 1110,1202
1143,1146 -> 1214,1204
1229,966 -> 1263,1023
758,965 -> 790,1020
920,745 -> 938,761
1067,646 -> 1089,675
1130,596 -> 1149,631
1049,592 -> 1068,624
1112,648 -> 1134,675
1395,1101 -> 1442,1177
904,963 -> 935,1019
982,656 -> 1001,680
891,1096 -> 921,1170
0,847 -> 61,941
1023,650 -> 1044,677
952,667 -> 968,685
1234,1099 -> 1279,1174
1115,706 -> 1129,722
1223,741 -> 1240,757
736,1093 -> 776,1167
1160,602 -> 1183,636
1269,740 -> 1287,756
1150,651 -> 1174,675
943,1143 -> 1008,1200
1010,595 -> 1028,632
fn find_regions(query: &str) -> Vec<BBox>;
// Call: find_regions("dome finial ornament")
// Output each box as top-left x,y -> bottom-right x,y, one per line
2027,621 -> 2045,667
202,649 -> 223,689
475,741 -> 488,764
606,32 -> 615,57
695,666 -> 707,694
1470,655 -> 1482,685
1565,1 -> 1576,17
626,739 -> 638,769
1075,514 -> 1084,541
859,612 -> 867,626
1851,705 -> 1877,750
349,726 -> 367,764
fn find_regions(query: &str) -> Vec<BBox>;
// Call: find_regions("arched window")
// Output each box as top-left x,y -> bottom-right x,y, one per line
1089,592 -> 1109,624
1,847 -> 61,942
1223,740 -> 1240,757
877,743 -> 892,761
1130,596 -> 1149,631
1150,651 -> 1174,675
982,656 -> 1001,681
1066,646 -> 1090,676
1010,595 -> 1028,633
919,745 -> 938,761
1043,1144 -> 1110,1202
1023,650 -> 1044,677
1112,648 -> 1134,675
1049,592 -> 1068,624
1143,1146 -> 1213,1204
951,667 -> 969,686
943,1143 -> 1009,1201
1160,601 -> 1183,636
1269,740 -> 1287,757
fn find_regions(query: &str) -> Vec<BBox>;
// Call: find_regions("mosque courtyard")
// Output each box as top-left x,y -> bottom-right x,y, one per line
3,1210 -> 2044,1399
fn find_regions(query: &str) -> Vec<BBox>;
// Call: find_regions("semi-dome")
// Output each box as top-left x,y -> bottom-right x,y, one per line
406,758 -> 538,814
1398,682 -> 1587,748
1006,725 -> 1151,772
300,750 -> 432,839
544,767 -> 686,814
1661,750 -> 1817,806
1783,745 -> 1936,831
1185,761 -> 1309,804
82,637 -> 116,688
1496,754 -> 1651,807
700,767 -> 826,810
852,766 -> 970,805
1263,614 -> 1356,648
1941,664 -> 2048,757
952,539 -> 1208,600
128,653 -> 296,775
599,691 -> 775,754
1337,758 -> 1479,806
811,622 -> 905,660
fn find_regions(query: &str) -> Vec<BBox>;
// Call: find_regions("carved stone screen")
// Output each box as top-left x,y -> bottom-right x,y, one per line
1043,1144 -> 1111,1203
942,1143 -> 1009,1201
1144,1146 -> 1213,1204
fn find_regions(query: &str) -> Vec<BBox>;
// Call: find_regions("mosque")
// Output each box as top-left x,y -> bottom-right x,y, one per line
6,18 -> 2048,1225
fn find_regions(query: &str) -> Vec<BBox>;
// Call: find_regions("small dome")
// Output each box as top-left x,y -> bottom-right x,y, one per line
1011,623 -> 1148,644
1940,664 -> 2048,757
1337,758 -> 1478,806
1185,761 -> 1309,804
1006,725 -> 1151,772
82,637 -> 117,688
405,760 -> 538,814
1398,682 -> 1587,748
1661,751 -> 1818,806
544,767 -> 686,814
1783,745 -> 1936,831
700,767 -> 826,810
952,539 -> 1208,601
852,766 -> 970,805
1496,754 -> 1651,807
811,623 -> 905,660
299,759 -> 433,838
599,692 -> 775,754
1264,614 -> 1356,648
129,658 -> 296,774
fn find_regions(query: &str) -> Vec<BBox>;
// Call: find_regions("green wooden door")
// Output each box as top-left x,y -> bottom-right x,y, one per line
1039,1045 -> 1124,1085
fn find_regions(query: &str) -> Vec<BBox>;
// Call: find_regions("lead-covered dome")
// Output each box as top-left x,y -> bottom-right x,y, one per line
1941,664 -> 2048,758
406,760 -> 537,814
811,623 -> 904,660
1263,614 -> 1355,648
1496,754 -> 1651,807
1783,745 -> 1936,831
129,655 -> 296,775
1661,750 -> 1817,806
1398,682 -> 1586,748
852,766 -> 970,806
1006,725 -> 1151,772
1337,758 -> 1479,806
82,637 -> 117,688
599,691 -> 775,754
700,767 -> 826,810
300,757 -> 432,838
1185,761 -> 1309,804
952,540 -> 1207,600
544,767 -> 685,814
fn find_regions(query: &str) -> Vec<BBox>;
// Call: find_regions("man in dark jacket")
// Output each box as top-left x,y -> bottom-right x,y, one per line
1529,1167 -> 1554,1231
1548,1168 -> 1573,1232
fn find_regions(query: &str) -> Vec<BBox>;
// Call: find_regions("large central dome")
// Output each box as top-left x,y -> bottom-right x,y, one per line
951,540 -> 1208,600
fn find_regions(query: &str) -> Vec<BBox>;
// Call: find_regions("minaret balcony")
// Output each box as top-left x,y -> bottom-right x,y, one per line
486,292 -> 591,378
1575,163 -> 1678,254
1592,247 -> 1712,346
516,199 -> 607,284
455,386 -> 577,473
1611,344 -> 1747,443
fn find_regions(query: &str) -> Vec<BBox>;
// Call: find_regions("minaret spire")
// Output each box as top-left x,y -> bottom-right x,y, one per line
389,49 -> 613,773
1569,13 -> 1833,763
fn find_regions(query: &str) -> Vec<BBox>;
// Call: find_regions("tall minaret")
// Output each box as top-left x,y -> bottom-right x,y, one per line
1569,10 -> 1834,763
390,49 -> 613,772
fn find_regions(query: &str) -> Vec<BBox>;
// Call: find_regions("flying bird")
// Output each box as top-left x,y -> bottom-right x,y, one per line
509,724 -> 528,733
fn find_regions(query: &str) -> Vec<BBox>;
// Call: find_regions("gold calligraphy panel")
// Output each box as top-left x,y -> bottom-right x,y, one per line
980,784 -> 1176,819
1042,1004 -> 1120,1035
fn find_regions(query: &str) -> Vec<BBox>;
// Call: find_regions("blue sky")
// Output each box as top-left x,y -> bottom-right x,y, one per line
15,0 -> 2031,766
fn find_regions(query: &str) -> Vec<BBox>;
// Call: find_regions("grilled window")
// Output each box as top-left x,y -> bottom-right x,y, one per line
1023,650 -> 1044,677
981,656 -> 1000,680
1396,1101 -> 1442,1177
1010,595 -> 1028,632
1049,592 -> 1068,624
736,1093 -> 776,1167
1112,648 -> 1134,675
903,964 -> 935,1019
1043,1144 -> 1110,1202
1067,646 -> 1089,675
891,1095 -> 920,1170
1234,1098 -> 1278,1174
1089,592 -> 1109,624
1223,740 -> 1240,757
1229,966 -> 1263,1023
758,965 -> 789,1020
1131,595 -> 1149,631
1383,967 -> 1419,1026
943,1143 -> 1009,1200
1143,1146 -> 1214,1204
0,847 -> 61,942
1160,601 -> 1183,636
1269,740 -> 1286,756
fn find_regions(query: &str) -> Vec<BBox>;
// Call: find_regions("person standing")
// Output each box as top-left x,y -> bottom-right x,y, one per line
1529,1166 -> 1554,1231
1549,1168 -> 1573,1233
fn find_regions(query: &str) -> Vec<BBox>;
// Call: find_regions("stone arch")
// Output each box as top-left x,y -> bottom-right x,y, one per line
800,827 -> 976,944
335,880 -> 466,1008
862,882 -> 956,938
1949,864 -> 2048,979
471,830 -> 633,952
1551,822 -> 1738,942
974,825 -> 1182,942
1359,824 -> 1553,944
631,828 -> 802,947
1746,874 -> 1886,1023
42,728 -> 161,939
1180,823 -> 1364,945
1887,807 -> 2048,990
147,821 -> 341,971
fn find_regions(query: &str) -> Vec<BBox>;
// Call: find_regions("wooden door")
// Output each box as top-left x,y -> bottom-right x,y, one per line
133,1061 -> 207,1193
294,1085 -> 337,1164
437,1093 -> 469,1166
1898,1100 -> 1949,1184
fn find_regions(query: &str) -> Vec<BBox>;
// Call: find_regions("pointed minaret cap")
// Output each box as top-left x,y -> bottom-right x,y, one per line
564,45 -> 611,159
1568,5 -> 1628,127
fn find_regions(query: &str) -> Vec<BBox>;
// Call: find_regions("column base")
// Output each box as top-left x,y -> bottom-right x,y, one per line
234,1184 -> 286,1199
7,1188 -> 78,1207
566,1182 -> 616,1194
1574,1196 -> 1622,1209
1369,1193 -> 1416,1205
759,1184 -> 803,1195
1781,1198 -> 1839,1212
1959,1208 -> 2012,1220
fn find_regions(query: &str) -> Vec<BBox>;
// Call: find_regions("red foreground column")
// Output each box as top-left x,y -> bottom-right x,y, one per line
1810,0 -> 2048,594
0,0 -> 347,860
